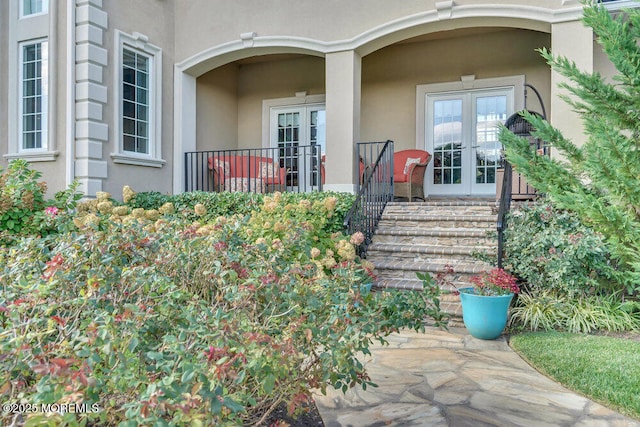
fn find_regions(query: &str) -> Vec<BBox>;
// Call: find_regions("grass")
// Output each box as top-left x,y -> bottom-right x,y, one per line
510,331 -> 640,420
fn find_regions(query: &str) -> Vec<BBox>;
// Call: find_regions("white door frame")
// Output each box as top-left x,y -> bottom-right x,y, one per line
266,99 -> 326,191
416,75 -> 524,197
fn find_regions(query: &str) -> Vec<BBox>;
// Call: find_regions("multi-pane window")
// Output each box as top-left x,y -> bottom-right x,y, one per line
475,95 -> 507,184
432,99 -> 463,185
21,0 -> 48,17
122,48 -> 150,155
20,40 -> 48,150
113,31 -> 163,167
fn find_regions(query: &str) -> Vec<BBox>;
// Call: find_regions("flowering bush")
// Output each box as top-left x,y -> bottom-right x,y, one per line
0,189 -> 435,425
504,198 -> 617,296
468,268 -> 520,296
0,160 -> 81,243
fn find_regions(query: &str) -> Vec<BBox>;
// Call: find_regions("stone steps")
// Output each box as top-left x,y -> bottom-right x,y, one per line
373,228 -> 494,247
378,215 -> 497,230
372,259 -> 493,281
367,243 -> 494,261
367,199 -> 498,326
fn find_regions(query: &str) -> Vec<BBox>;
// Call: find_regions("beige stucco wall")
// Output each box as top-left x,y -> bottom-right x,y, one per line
175,0 -> 434,63
101,0 -> 176,197
196,63 -> 240,151
42,0 -> 70,196
593,38 -> 618,83
3,0 -> 629,195
196,56 -> 326,151
0,1 -> 68,197
237,56 -> 326,148
173,0 -> 563,65
195,28 -> 551,154
361,28 -> 551,150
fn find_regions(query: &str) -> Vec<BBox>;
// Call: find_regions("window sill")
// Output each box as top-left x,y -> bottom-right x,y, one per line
111,153 -> 166,168
4,151 -> 59,162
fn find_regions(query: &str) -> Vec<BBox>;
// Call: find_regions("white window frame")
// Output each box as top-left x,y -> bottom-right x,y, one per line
111,30 -> 165,168
20,0 -> 49,19
268,104 -> 326,150
261,93 -> 326,148
18,38 -> 49,153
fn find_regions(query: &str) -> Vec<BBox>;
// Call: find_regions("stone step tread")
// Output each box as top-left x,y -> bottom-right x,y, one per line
373,278 -> 471,290
383,207 -> 496,215
386,200 -> 496,207
367,243 -> 495,255
374,228 -> 493,237
377,221 -> 496,230
372,259 -> 493,274
381,213 -> 497,221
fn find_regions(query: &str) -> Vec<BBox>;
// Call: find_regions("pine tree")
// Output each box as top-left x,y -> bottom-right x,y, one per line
499,1 -> 640,293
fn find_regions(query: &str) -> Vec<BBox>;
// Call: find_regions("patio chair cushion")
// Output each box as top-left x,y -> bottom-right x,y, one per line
393,149 -> 432,200
208,155 -> 286,192
403,157 -> 422,175
259,161 -> 282,185
224,177 -> 265,193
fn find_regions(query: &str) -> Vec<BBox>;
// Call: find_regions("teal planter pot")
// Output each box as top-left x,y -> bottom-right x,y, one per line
459,288 -> 514,340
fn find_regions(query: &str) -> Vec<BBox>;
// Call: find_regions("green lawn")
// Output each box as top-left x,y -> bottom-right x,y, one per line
510,332 -> 640,420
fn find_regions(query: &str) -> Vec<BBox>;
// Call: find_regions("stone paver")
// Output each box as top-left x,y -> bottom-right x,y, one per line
313,327 -> 640,427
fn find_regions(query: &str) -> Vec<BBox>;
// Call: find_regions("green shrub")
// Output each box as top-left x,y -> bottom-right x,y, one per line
499,2 -> 640,293
504,198 -> 617,296
0,192 -> 433,426
126,190 -> 171,210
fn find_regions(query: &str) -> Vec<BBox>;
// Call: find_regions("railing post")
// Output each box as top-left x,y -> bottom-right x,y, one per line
344,140 -> 394,257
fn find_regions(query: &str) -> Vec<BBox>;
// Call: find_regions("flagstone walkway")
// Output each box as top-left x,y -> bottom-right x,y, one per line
313,327 -> 639,427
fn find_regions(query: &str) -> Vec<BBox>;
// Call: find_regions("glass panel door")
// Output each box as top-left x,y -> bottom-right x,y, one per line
309,109 -> 325,188
276,111 -> 301,188
271,104 -> 325,191
426,88 -> 513,196
472,94 -> 508,194
427,97 -> 467,195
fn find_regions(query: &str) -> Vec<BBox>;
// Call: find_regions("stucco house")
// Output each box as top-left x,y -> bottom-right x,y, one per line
0,0 -> 633,199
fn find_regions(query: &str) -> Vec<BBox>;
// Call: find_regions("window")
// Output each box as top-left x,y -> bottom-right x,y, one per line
19,39 -> 48,151
21,0 -> 48,17
122,48 -> 150,155
112,31 -> 164,167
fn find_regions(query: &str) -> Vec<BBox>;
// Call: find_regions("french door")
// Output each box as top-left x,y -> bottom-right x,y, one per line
270,105 -> 325,191
426,88 -> 513,196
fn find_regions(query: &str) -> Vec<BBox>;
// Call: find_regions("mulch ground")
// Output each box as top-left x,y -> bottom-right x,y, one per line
261,401 -> 324,426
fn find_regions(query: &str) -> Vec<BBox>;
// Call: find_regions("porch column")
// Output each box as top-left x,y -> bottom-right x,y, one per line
324,50 -> 361,193
550,20 -> 593,151
172,69 -> 197,194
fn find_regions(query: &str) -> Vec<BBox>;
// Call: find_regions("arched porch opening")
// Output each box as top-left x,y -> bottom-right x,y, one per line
174,10 -> 592,196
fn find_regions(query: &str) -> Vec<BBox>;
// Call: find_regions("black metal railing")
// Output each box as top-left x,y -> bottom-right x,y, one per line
496,160 -> 514,269
185,145 -> 323,193
344,140 -> 394,257
496,110 -> 548,268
